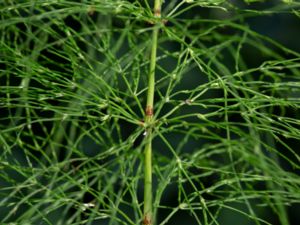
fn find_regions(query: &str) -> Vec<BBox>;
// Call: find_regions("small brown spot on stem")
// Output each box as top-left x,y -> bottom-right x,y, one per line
145,106 -> 153,116
154,9 -> 161,17
142,215 -> 151,225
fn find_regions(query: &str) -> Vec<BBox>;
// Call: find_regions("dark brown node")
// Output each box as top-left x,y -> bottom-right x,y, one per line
142,215 -> 151,225
154,9 -> 161,17
145,106 -> 153,116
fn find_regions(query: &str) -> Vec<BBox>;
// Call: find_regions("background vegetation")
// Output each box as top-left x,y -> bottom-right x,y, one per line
1,0 -> 300,224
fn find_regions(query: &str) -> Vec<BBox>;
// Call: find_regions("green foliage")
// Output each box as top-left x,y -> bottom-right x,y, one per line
1,0 -> 300,224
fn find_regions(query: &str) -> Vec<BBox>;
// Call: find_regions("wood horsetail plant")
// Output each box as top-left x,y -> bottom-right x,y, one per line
0,0 -> 300,225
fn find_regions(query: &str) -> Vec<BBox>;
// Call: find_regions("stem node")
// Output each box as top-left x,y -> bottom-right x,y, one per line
145,105 -> 154,116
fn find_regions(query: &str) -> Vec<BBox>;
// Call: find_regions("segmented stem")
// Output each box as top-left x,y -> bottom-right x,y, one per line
143,1 -> 161,225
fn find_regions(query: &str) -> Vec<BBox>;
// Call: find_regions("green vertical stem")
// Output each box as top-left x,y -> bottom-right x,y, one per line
143,1 -> 161,225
